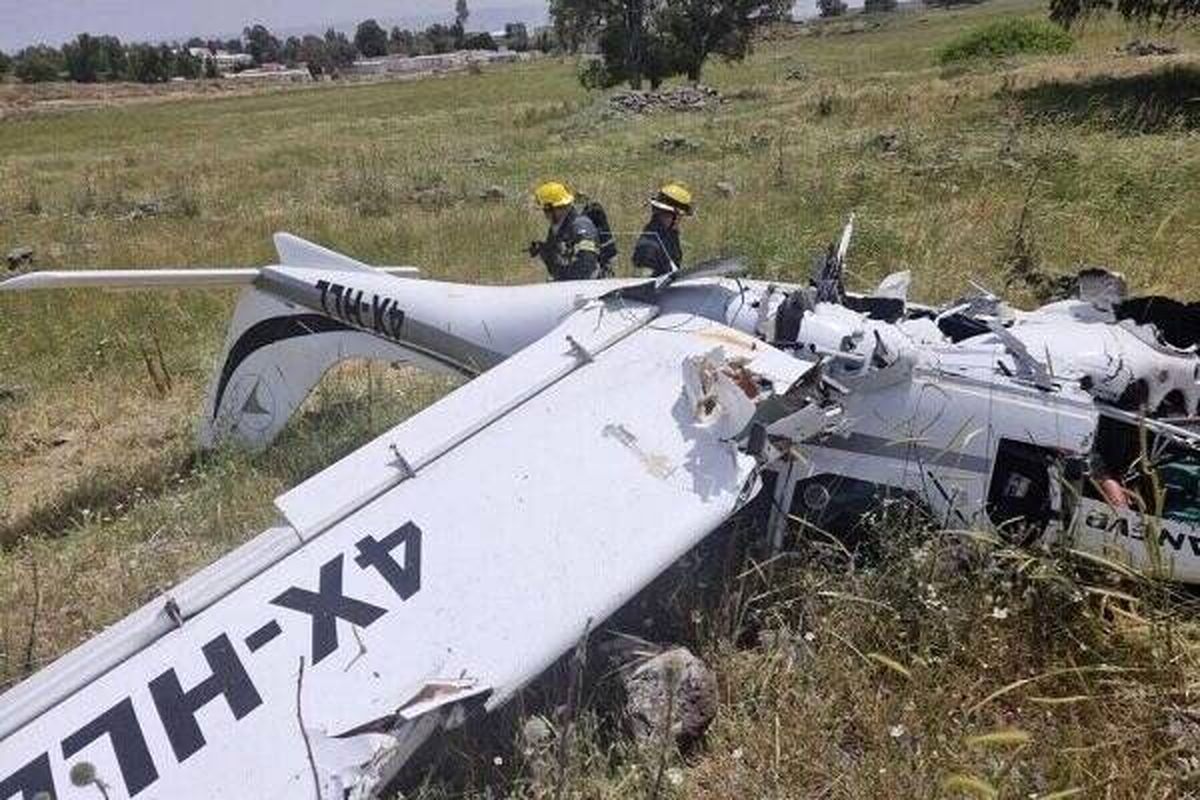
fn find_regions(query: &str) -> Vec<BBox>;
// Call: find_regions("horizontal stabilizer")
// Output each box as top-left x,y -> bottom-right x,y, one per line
0,268 -> 261,291
0,266 -> 417,292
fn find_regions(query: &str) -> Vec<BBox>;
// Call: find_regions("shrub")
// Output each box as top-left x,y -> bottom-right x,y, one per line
937,18 -> 1073,65
14,47 -> 63,83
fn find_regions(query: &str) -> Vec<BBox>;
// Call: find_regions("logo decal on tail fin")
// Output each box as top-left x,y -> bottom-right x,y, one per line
212,315 -> 353,420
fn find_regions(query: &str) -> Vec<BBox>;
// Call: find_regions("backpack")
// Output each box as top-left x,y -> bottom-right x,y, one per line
581,200 -> 619,267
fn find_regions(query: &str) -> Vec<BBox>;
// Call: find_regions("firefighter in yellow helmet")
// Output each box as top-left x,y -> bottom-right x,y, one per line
528,181 -> 604,281
633,183 -> 693,277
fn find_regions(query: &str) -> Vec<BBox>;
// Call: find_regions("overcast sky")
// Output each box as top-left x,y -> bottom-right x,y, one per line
0,0 -> 556,51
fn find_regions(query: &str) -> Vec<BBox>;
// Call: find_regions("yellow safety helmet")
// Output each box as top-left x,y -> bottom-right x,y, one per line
534,181 -> 575,210
649,183 -> 694,217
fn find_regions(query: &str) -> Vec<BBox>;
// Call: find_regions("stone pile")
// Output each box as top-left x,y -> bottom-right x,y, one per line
1120,40 -> 1179,56
609,85 -> 721,114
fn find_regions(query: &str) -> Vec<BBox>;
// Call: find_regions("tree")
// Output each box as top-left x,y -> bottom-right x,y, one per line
456,0 -> 471,27
14,46 -> 63,82
862,0 -> 898,12
464,32 -> 499,50
323,29 -> 358,69
96,36 -> 127,80
818,0 -> 849,16
424,23 -> 458,53
298,35 -> 331,77
551,0 -> 790,88
62,33 -> 102,82
0,50 -> 11,78
531,28 -> 558,52
1050,0 -> 1198,24
170,47 -> 202,79
126,43 -> 168,82
204,57 -> 219,79
504,22 -> 530,51
185,36 -> 206,49
223,38 -> 243,53
354,19 -> 389,57
243,24 -> 281,64
389,27 -> 417,55
659,0 -> 792,81
282,36 -> 302,65
550,0 -> 602,53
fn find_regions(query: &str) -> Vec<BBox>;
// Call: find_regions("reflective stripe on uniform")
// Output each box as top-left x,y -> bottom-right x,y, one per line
575,239 -> 599,254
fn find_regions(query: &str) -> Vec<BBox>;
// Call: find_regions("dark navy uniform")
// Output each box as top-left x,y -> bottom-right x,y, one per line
538,208 -> 602,281
632,216 -> 683,277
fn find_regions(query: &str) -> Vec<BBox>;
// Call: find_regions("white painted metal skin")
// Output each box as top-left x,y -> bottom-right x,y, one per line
0,260 -> 826,797
3,231 -> 1200,798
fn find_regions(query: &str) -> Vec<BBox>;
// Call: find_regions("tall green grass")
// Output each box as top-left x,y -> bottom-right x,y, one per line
938,17 -> 1075,64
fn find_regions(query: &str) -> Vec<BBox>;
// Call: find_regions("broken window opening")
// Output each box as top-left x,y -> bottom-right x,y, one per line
1084,417 -> 1200,524
986,440 -> 1057,545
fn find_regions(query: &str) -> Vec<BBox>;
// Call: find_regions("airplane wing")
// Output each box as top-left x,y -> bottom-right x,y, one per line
0,298 -> 833,799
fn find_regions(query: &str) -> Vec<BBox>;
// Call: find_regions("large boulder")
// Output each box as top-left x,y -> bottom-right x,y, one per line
621,647 -> 717,748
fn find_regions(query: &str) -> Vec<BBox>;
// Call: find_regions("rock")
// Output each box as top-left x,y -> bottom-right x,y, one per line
747,132 -> 771,150
622,647 -> 718,748
1166,707 -> 1200,773
874,129 -> 901,155
715,181 -> 736,198
128,200 -> 163,220
756,628 -> 810,669
520,715 -> 556,784
521,715 -> 555,749
6,246 -> 33,270
1120,39 -> 1178,57
656,135 -> 699,154
785,64 -> 809,81
0,385 -> 26,404
478,185 -> 508,201
409,185 -> 455,209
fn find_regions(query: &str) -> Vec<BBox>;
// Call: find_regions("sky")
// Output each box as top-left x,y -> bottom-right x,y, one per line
1,1 -> 827,53
0,0 -> 552,51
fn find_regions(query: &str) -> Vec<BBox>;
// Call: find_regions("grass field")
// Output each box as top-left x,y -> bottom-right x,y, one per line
2,0 -> 1200,796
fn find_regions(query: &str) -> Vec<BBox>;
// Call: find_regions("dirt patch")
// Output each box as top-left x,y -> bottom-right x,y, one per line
0,80 -> 285,120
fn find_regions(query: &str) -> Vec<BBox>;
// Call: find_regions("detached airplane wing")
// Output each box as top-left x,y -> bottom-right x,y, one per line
0,297 -> 830,799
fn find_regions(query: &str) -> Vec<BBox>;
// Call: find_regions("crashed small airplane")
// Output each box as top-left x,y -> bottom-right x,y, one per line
2,222 -> 1198,798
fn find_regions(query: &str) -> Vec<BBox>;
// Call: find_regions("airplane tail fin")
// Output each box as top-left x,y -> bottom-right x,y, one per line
199,234 -> 417,450
0,233 -> 421,451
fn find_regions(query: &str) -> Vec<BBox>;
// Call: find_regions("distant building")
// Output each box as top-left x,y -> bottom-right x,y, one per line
185,48 -> 255,75
348,50 -> 531,78
227,65 -> 312,82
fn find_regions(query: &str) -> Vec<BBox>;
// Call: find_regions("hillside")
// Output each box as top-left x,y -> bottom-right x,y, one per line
2,0 -> 1200,796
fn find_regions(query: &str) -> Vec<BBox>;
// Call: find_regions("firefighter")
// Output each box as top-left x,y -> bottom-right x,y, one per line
632,183 -> 694,277
528,181 -> 603,281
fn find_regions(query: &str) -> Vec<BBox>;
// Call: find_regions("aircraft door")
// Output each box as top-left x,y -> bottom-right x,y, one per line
986,440 -> 1059,545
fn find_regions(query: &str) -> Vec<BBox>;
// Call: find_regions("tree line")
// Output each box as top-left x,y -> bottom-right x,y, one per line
0,37 -> 210,83
0,4 -> 550,84
550,0 -> 793,89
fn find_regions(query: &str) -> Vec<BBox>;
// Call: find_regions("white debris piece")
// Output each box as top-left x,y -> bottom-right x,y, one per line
682,348 -> 760,440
